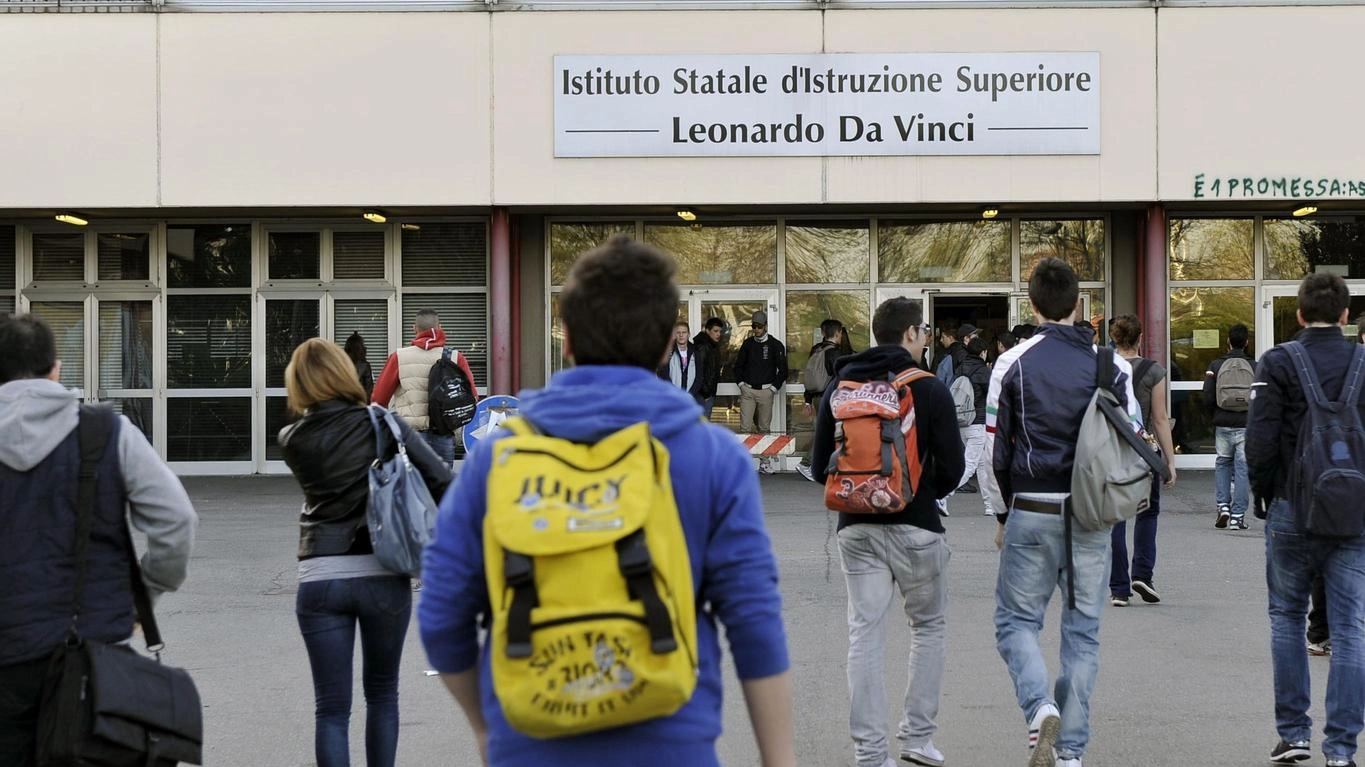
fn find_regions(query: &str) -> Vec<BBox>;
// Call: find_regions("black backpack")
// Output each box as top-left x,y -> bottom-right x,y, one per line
428,348 -> 477,436
1284,341 -> 1365,538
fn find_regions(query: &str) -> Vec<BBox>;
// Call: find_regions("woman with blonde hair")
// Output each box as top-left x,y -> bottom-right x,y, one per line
278,338 -> 451,767
1108,315 -> 1177,608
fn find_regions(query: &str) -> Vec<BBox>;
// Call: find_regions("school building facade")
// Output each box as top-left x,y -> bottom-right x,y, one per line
2,0 -> 1362,473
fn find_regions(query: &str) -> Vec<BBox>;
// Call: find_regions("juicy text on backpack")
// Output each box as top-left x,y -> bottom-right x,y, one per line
1070,350 -> 1169,533
428,348 -> 477,435
803,342 -> 837,395
484,419 -> 698,739
1283,341 -> 1365,538
1215,355 -> 1255,411
823,368 -> 933,515
950,374 -> 976,428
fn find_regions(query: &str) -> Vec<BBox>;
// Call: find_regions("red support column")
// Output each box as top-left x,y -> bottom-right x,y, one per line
1143,203 -> 1169,369
490,208 -> 512,395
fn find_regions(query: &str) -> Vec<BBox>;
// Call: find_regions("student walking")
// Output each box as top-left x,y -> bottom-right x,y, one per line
279,338 -> 451,767
1107,315 -> 1178,607
984,258 -> 1140,767
810,297 -> 964,767
417,236 -> 795,767
1246,273 -> 1365,767
1205,323 -> 1255,530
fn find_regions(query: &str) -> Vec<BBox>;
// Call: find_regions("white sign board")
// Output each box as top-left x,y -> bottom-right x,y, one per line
554,53 -> 1100,158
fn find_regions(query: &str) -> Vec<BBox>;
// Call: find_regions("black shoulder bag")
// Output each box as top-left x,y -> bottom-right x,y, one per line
36,405 -> 204,766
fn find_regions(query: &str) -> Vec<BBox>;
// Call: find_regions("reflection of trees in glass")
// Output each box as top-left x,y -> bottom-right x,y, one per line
268,232 -> 321,280
550,223 -> 634,286
1021,220 -> 1105,281
550,294 -> 568,374
878,222 -> 1010,283
646,224 -> 777,284
265,301 -> 320,388
167,399 -> 251,461
168,225 -> 251,288
1265,217 -> 1365,280
785,223 -> 870,283
167,296 -> 252,388
785,291 -> 871,382
1168,219 -> 1254,281
1168,287 -> 1254,382
699,300 -> 766,383
1081,288 -> 1107,343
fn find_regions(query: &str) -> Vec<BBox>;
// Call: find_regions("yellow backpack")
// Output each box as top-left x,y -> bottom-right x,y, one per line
483,419 -> 698,738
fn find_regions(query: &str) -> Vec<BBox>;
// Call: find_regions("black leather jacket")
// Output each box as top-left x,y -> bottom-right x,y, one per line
279,400 -> 452,559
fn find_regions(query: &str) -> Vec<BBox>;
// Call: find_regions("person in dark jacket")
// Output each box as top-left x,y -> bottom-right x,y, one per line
1204,323 -> 1255,529
1245,272 -> 1365,767
658,321 -> 705,404
692,317 -> 724,419
0,314 -> 198,767
803,318 -> 845,411
344,331 -> 374,399
934,324 -> 972,381
984,259 -> 1140,767
946,334 -> 993,514
811,297 -> 964,767
279,337 -> 451,767
735,311 -> 788,472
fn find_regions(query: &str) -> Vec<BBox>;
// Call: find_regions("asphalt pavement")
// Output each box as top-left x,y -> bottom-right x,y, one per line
159,471 -> 1328,766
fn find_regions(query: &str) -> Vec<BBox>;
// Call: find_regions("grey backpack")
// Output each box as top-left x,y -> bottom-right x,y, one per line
1070,350 -> 1169,532
1215,356 -> 1255,411
950,374 -> 976,427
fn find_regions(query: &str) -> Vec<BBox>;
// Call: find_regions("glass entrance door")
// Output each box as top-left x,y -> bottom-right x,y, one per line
685,288 -> 779,435
260,294 -> 322,471
1260,285 -> 1365,356
95,298 -> 156,443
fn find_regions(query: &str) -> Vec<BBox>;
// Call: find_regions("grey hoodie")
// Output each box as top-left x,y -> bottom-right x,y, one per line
0,378 -> 197,599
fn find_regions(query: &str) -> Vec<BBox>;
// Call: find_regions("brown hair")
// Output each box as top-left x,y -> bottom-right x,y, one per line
560,235 -> 679,369
285,338 -> 368,414
1110,313 -> 1143,349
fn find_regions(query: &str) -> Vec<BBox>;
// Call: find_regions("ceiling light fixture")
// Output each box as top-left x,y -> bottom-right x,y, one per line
981,209 -> 999,220
55,213 -> 88,226
1292,205 -> 1318,218
676,209 -> 697,222
362,210 -> 387,224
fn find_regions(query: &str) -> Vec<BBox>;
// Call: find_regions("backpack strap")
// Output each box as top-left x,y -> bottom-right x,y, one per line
1338,344 -> 1365,407
616,530 -> 678,654
1133,358 -> 1155,388
69,405 -> 116,639
502,550 -> 537,658
1283,341 -> 1327,409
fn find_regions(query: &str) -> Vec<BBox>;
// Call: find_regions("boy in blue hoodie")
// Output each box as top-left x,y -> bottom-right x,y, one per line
418,236 -> 795,767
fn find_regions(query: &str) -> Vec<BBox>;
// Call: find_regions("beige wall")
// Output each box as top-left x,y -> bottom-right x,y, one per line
0,17 -> 158,208
160,14 -> 490,206
1159,6 -> 1365,202
822,9 -> 1156,204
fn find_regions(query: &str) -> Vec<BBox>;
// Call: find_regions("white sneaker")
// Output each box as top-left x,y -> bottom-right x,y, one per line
1056,759 -> 1083,767
1028,703 -> 1061,767
795,462 -> 815,482
901,740 -> 945,767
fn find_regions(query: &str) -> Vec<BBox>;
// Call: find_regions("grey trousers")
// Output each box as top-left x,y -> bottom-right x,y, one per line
739,383 -> 776,433
838,524 -> 951,767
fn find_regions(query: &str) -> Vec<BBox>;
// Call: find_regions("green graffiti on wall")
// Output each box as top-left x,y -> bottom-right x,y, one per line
1193,173 -> 1365,199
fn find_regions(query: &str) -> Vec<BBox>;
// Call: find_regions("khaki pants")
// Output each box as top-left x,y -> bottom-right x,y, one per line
739,384 -> 776,433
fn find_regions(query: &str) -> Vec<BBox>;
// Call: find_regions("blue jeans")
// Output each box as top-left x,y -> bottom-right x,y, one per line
702,396 -> 715,421
1214,426 -> 1249,517
1265,501 -> 1365,761
1110,476 -> 1161,598
995,507 -> 1111,760
296,576 -> 412,767
422,431 -> 455,465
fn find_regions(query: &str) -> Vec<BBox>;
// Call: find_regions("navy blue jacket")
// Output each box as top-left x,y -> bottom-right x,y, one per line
0,416 -> 134,664
1246,327 -> 1359,505
985,324 -> 1139,518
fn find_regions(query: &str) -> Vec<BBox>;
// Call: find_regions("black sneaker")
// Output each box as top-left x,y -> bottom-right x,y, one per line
1131,580 -> 1161,603
1229,515 -> 1249,531
958,478 -> 979,494
1215,504 -> 1231,529
1270,739 -> 1312,763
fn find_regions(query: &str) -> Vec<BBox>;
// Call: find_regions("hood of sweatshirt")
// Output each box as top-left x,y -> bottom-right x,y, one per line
518,365 -> 703,443
413,327 -> 446,351
834,344 -> 922,381
0,379 -> 80,471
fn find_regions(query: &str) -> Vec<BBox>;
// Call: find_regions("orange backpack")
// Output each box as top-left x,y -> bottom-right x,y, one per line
823,368 -> 932,514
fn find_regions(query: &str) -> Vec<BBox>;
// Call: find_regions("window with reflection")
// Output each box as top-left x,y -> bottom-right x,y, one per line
1021,220 -> 1105,281
168,224 -> 251,288
785,222 -> 870,284
32,232 -> 85,282
785,291 -> 870,384
878,221 -> 1010,283
1168,287 -> 1255,383
265,300 -> 320,388
1264,216 -> 1365,281
550,293 -> 567,374
268,231 -> 321,280
1168,219 -> 1254,281
0,225 -> 14,314
645,223 -> 777,284
167,295 -> 252,388
550,223 -> 635,286
1268,293 -> 1365,347
29,302 -> 83,390
167,398 -> 251,462
98,302 -> 154,390
97,233 -> 151,281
